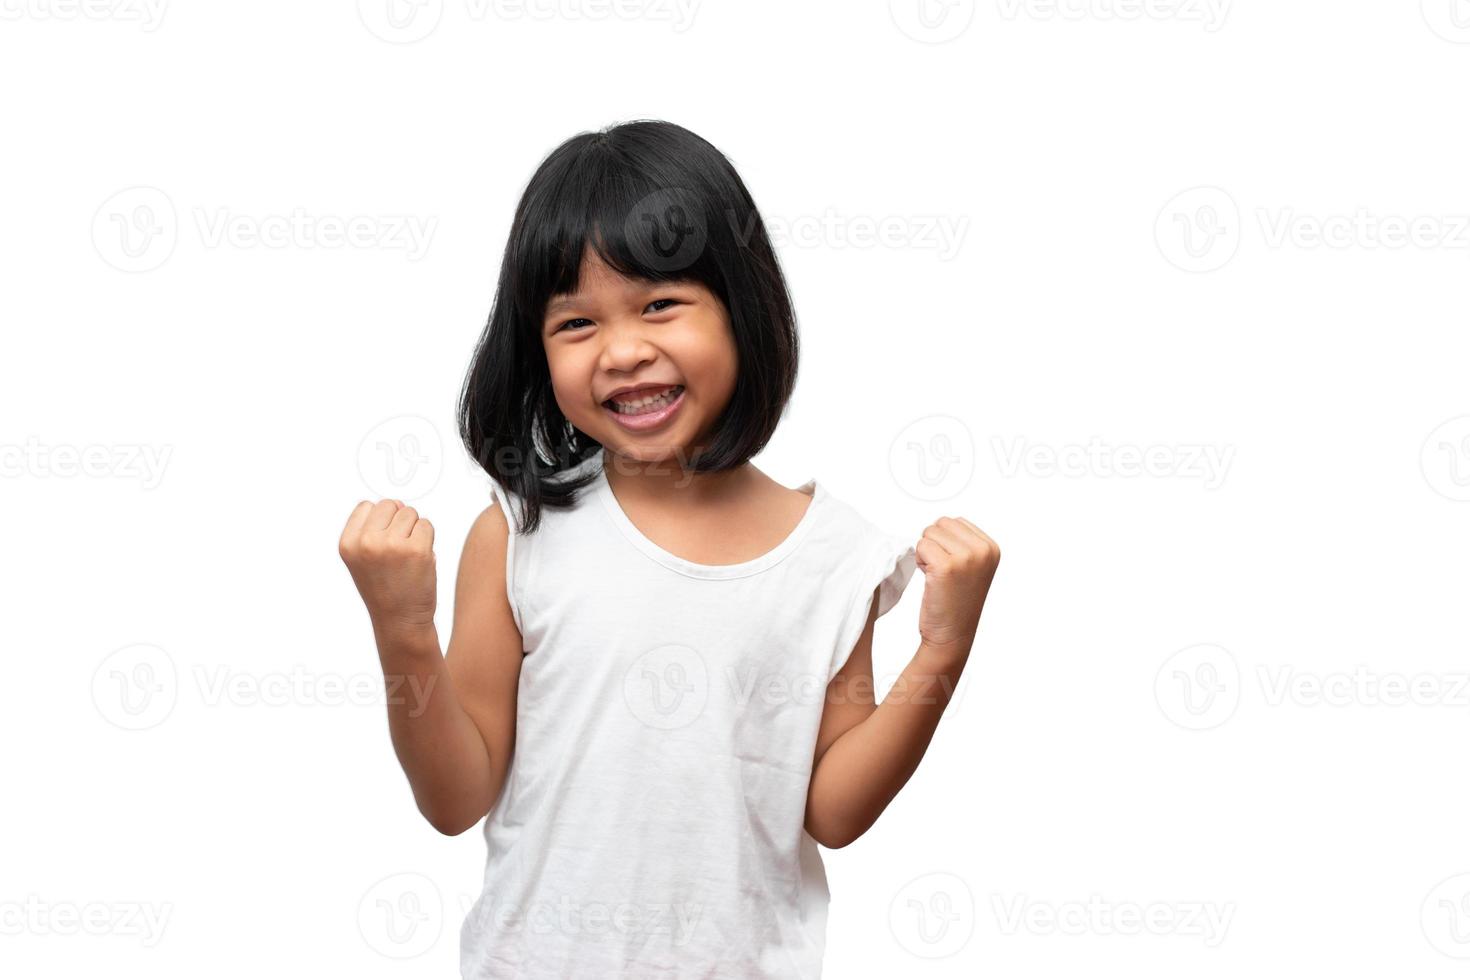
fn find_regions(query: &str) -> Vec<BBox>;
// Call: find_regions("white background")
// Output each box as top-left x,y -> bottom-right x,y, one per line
3,1 -> 1469,976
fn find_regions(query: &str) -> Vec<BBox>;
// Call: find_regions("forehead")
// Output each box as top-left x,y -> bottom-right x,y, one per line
544,253 -> 690,315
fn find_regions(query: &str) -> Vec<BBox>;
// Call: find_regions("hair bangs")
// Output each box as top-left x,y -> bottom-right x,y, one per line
511,148 -> 731,333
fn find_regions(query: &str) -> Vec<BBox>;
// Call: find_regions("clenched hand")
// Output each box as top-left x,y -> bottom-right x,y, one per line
338,499 -> 438,635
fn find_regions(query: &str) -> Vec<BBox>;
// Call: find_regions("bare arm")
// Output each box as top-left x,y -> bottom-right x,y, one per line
803,589 -> 967,849
340,498 -> 524,836
805,515 -> 999,848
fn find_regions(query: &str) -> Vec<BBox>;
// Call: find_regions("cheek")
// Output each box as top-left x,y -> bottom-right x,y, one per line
543,352 -> 590,412
681,319 -> 738,388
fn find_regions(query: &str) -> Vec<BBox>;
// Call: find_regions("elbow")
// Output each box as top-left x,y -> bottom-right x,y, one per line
424,774 -> 505,836
805,814 -> 861,850
428,814 -> 475,837
813,828 -> 859,850
427,811 -> 478,837
420,800 -> 483,837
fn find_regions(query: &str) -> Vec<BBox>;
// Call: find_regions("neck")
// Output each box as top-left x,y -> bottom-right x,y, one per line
601,446 -> 752,507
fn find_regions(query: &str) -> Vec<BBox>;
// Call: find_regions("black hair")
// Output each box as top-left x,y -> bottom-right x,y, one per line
457,119 -> 799,535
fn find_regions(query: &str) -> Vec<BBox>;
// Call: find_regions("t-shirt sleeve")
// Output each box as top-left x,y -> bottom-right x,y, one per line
828,530 -> 919,683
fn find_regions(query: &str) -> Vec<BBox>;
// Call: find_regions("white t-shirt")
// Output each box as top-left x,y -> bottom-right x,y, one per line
460,450 -> 917,979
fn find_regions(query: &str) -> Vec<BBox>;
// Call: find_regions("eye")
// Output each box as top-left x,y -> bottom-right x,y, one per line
556,317 -> 593,333
646,298 -> 679,314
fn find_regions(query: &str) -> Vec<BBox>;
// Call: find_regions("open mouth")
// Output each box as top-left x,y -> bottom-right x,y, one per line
603,384 -> 685,416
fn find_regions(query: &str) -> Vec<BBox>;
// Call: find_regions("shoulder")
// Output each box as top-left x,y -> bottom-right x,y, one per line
808,480 -> 887,543
464,494 -> 511,563
773,479 -> 817,526
808,483 -> 915,584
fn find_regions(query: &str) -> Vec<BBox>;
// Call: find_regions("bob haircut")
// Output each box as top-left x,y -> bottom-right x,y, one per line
458,119 -> 799,535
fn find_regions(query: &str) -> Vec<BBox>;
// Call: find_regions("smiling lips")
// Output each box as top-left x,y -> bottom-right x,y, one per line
604,384 -> 684,415
602,384 -> 686,431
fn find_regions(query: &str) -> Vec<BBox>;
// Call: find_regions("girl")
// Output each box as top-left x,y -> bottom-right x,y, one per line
338,119 -> 1000,978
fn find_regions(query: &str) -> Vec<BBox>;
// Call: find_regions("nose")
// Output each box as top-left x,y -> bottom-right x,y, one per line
596,316 -> 661,374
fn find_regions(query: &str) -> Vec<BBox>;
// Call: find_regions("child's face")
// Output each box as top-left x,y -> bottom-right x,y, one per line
542,248 -> 737,465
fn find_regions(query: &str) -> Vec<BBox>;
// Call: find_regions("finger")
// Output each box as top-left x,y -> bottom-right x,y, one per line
342,500 -> 373,538
410,517 -> 434,551
914,536 -> 946,573
950,517 -> 997,553
388,505 -> 419,537
952,516 -> 987,539
364,499 -> 400,531
922,520 -> 970,558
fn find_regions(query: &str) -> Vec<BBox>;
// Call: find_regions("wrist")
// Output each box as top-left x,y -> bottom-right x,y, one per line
371,617 -> 440,659
916,634 -> 974,670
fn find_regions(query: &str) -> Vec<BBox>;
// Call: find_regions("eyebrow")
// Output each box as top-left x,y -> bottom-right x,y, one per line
544,296 -> 580,317
543,278 -> 694,323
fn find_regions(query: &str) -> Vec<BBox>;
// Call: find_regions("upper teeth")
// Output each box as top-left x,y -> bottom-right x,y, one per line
610,385 -> 681,411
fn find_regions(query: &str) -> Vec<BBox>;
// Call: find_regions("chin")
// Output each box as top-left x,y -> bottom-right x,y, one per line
605,442 -> 689,464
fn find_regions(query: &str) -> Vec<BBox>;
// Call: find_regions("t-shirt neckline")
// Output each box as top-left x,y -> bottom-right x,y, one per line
591,453 -> 824,580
